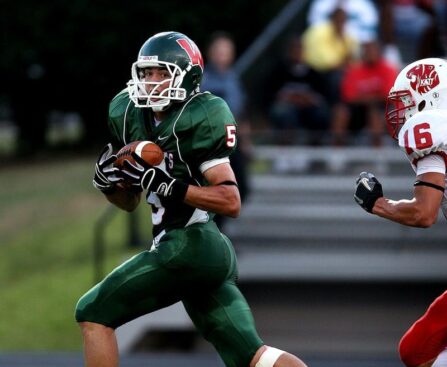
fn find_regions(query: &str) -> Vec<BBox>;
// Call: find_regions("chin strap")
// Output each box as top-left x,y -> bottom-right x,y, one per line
414,180 -> 445,193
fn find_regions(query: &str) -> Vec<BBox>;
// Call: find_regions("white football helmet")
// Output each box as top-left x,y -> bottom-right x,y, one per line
386,57 -> 447,139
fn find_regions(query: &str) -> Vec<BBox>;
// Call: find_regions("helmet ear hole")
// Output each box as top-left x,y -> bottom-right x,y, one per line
417,100 -> 426,111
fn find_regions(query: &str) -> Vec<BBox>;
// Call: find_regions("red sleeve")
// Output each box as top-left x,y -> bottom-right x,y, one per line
341,66 -> 358,102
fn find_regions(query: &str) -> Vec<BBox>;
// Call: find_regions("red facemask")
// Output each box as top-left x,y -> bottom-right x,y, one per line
385,90 -> 415,140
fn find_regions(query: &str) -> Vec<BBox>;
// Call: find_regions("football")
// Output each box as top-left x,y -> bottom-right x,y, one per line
114,141 -> 164,168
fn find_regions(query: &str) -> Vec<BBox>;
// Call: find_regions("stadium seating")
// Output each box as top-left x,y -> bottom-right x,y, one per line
230,145 -> 447,282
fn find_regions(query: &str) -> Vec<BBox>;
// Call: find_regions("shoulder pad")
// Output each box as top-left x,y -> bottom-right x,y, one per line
109,89 -> 132,119
398,110 -> 447,160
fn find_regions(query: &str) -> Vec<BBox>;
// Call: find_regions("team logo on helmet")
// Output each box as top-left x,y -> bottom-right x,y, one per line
139,55 -> 158,61
406,64 -> 440,94
176,38 -> 204,70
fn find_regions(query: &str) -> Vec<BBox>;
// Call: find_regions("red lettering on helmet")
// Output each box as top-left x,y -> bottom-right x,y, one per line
177,39 -> 204,70
406,64 -> 440,94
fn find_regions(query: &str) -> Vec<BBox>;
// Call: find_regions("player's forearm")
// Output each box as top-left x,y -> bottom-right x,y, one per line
373,197 -> 435,228
105,187 -> 141,212
184,185 -> 241,218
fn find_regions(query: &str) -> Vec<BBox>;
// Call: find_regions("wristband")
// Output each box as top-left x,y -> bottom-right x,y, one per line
171,180 -> 189,201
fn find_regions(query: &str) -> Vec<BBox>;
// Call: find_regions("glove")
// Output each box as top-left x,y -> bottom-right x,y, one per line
121,152 -> 188,201
354,171 -> 383,213
92,143 -> 122,194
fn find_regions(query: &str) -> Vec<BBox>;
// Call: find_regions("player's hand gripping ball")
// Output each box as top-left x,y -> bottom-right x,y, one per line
114,141 -> 164,168
114,141 -> 164,190
118,149 -> 189,201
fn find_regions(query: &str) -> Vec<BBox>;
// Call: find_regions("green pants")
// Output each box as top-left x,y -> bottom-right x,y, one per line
75,221 -> 263,367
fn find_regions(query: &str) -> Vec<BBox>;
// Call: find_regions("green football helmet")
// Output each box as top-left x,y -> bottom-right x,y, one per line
128,31 -> 204,110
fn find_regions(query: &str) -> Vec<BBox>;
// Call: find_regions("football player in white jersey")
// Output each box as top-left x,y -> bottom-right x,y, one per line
354,57 -> 447,367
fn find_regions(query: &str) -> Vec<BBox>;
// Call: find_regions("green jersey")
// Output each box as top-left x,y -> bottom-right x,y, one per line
108,90 -> 237,237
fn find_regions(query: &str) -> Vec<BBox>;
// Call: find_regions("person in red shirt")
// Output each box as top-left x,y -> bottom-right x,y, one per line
331,40 -> 399,146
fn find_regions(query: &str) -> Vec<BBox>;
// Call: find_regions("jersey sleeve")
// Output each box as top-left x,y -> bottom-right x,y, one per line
416,154 -> 446,175
190,96 -> 237,168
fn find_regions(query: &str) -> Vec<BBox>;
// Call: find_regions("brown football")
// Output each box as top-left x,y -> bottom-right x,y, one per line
114,141 -> 164,168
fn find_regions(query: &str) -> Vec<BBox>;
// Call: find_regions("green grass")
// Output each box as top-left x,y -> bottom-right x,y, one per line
0,157 -> 151,350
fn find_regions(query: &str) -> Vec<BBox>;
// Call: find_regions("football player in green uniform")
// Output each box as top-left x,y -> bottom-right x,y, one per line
75,31 -> 307,367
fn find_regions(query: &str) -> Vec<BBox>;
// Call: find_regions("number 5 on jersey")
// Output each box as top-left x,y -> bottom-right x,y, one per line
226,125 -> 237,147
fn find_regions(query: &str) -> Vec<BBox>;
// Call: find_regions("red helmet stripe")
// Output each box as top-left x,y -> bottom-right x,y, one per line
176,39 -> 204,70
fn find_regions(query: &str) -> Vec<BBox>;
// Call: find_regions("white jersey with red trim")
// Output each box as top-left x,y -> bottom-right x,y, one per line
398,109 -> 447,219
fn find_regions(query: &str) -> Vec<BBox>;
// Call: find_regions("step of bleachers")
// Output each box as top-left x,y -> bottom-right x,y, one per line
253,145 -> 412,176
223,146 -> 447,282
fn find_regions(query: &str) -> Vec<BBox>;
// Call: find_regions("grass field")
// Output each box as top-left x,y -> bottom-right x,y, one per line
0,156 -> 151,350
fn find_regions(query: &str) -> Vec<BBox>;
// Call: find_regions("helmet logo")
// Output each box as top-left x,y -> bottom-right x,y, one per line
406,64 -> 440,94
139,55 -> 158,62
177,39 -> 204,70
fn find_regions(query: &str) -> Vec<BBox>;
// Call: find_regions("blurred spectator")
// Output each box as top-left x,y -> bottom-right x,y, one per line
302,7 -> 358,74
269,35 -> 330,146
433,0 -> 447,49
376,0 -> 403,69
201,32 -> 245,118
307,0 -> 379,42
301,6 -> 359,155
331,40 -> 398,146
377,0 -> 446,64
301,6 -> 358,107
201,31 -> 251,229
416,0 -> 447,58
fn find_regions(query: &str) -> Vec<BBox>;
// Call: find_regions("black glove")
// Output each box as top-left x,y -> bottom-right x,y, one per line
121,152 -> 188,201
354,171 -> 383,213
92,143 -> 122,194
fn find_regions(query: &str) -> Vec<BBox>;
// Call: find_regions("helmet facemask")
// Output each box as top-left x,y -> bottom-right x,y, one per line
385,89 -> 416,140
128,61 -> 188,111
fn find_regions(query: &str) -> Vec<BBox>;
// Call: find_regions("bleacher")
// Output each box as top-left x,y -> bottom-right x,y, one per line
229,145 -> 447,283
